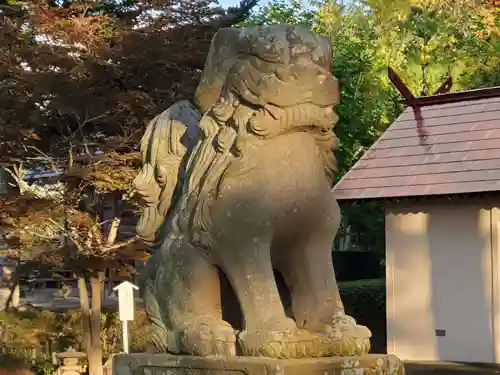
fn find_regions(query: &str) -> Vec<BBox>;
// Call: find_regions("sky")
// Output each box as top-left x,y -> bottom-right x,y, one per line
219,0 -> 268,8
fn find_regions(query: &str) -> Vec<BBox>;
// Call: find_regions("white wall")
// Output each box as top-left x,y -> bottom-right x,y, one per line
386,201 -> 497,363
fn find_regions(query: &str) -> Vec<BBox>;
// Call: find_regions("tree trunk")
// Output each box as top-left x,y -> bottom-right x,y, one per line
9,283 -> 19,309
5,261 -> 20,310
78,272 -> 105,375
88,272 -> 104,375
78,276 -> 92,352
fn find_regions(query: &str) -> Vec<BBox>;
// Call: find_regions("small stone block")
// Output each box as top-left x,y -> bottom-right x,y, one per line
113,353 -> 405,375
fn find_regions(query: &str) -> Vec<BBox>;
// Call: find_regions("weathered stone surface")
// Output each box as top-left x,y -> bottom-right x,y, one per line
134,24 -> 370,359
113,353 -> 405,375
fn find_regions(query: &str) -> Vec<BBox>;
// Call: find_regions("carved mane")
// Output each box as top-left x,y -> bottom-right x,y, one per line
136,25 -> 340,249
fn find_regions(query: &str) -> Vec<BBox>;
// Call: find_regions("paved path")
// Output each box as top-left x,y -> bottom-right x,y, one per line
405,362 -> 500,374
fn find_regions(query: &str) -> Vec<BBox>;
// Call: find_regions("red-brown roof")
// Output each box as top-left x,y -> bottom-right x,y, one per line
333,90 -> 500,200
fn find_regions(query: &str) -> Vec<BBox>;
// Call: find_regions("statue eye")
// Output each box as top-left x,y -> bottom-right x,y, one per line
155,165 -> 168,186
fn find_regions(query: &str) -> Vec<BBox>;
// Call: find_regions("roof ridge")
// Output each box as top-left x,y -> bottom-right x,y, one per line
409,86 -> 500,107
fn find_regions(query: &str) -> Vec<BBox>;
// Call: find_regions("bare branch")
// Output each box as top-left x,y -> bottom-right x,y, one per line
2,163 -> 28,193
24,228 -> 59,241
26,145 -> 59,173
101,235 -> 138,253
47,218 -> 85,253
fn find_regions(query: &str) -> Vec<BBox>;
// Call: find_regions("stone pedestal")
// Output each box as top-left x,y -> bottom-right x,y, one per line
113,353 -> 405,375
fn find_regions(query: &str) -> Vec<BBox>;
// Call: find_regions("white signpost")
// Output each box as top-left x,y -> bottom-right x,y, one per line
113,281 -> 139,353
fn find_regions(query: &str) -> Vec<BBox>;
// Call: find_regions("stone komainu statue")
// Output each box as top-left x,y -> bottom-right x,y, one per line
134,25 -> 371,359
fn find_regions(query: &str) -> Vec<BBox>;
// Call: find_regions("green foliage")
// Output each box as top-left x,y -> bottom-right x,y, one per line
339,278 -> 386,353
0,353 -> 55,375
0,353 -> 30,370
0,309 -> 149,370
36,360 -> 57,375
239,0 -> 315,27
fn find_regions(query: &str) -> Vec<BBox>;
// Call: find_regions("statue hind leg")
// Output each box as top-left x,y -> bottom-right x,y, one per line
145,238 -> 236,357
273,198 -> 371,356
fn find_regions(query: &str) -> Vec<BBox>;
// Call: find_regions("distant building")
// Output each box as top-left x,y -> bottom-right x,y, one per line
334,86 -> 500,363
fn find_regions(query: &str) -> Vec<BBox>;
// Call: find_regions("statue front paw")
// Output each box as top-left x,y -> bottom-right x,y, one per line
306,314 -> 372,356
238,317 -> 330,358
177,316 -> 237,357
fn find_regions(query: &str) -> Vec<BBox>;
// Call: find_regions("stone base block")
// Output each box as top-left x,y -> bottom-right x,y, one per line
113,353 -> 405,375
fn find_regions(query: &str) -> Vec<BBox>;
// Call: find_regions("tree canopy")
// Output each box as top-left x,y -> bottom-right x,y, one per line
0,0 -> 258,257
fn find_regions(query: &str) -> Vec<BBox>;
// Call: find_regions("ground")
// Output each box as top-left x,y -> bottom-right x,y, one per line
405,362 -> 500,374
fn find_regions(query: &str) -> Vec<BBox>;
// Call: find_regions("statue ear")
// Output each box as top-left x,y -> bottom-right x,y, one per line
194,27 -> 242,113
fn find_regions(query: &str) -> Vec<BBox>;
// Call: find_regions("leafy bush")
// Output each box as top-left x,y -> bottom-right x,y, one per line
339,278 -> 386,354
0,309 -> 149,374
0,353 -> 33,371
